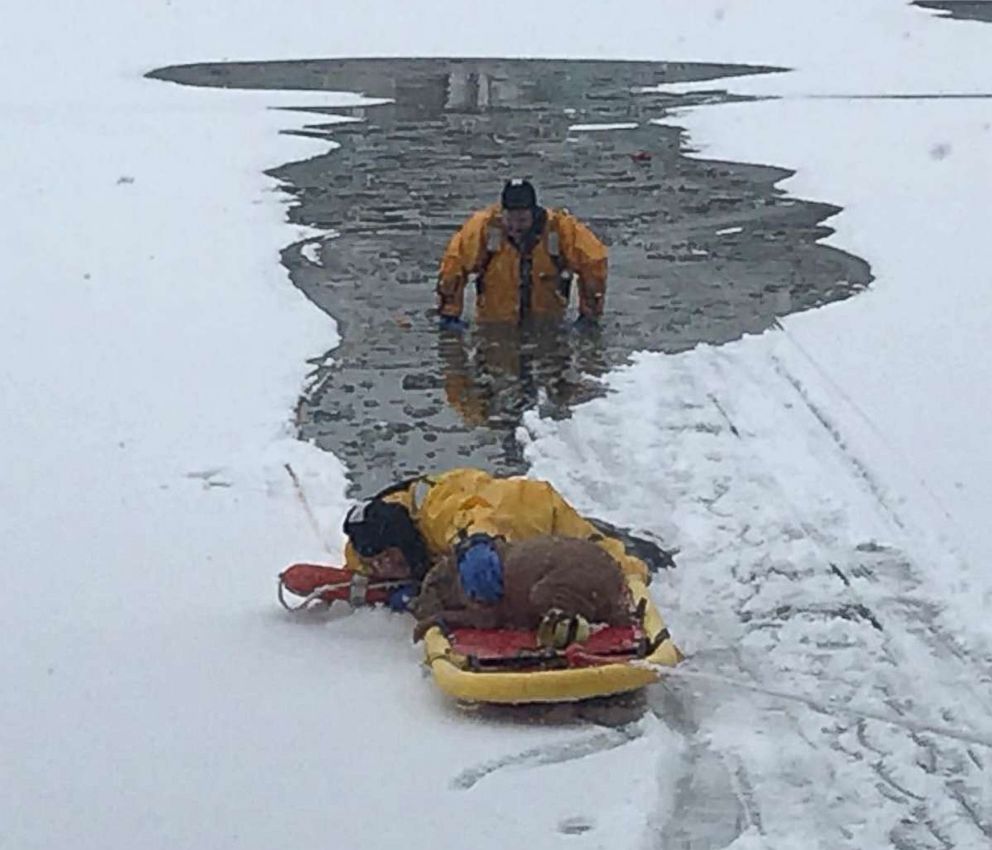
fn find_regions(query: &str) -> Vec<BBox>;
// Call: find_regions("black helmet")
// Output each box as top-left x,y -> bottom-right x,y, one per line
501,178 -> 537,210
343,498 -> 430,579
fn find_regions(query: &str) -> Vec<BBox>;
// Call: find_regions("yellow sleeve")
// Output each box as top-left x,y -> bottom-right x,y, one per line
556,212 -> 608,317
344,540 -> 370,575
547,489 -> 649,581
436,208 -> 493,318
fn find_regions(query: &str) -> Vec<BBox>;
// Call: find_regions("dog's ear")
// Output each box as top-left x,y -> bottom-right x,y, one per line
435,554 -> 456,584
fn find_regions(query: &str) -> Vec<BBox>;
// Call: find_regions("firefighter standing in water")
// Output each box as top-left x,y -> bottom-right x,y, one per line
435,179 -> 608,328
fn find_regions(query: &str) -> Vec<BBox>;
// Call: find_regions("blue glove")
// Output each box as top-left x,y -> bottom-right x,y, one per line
456,535 -> 504,603
387,582 -> 417,612
439,315 -> 468,332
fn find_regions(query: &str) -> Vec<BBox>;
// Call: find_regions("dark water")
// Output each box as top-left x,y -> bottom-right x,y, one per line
914,1 -> 992,23
148,58 -> 872,501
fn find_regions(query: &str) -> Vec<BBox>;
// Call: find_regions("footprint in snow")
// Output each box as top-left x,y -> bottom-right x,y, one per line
558,815 -> 595,835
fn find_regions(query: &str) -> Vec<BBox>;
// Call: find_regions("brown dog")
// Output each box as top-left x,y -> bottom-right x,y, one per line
410,535 -> 634,641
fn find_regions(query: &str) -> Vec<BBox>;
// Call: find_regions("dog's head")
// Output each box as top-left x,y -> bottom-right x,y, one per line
408,554 -> 465,620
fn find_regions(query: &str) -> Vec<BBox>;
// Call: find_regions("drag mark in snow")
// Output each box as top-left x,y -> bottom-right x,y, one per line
557,815 -> 595,835
707,393 -> 740,437
770,326 -> 955,525
450,723 -> 644,790
184,467 -> 232,488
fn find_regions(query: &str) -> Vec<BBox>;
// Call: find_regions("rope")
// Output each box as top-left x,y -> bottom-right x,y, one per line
277,579 -> 349,612
771,319 -> 954,523
638,662 -> 992,750
734,342 -> 991,717
706,350 -> 992,737
283,463 -> 335,556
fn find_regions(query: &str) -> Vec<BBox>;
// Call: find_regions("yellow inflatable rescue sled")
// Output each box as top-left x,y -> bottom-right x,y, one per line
278,565 -> 681,705
420,574 -> 682,704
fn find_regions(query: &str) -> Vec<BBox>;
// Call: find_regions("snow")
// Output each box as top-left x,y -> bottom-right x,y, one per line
4,2 -> 992,849
653,95 -> 992,626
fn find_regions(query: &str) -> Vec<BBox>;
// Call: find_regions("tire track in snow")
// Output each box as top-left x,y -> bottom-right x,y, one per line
450,722 -> 645,790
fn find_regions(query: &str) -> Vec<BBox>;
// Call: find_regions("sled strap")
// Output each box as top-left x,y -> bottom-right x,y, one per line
349,573 -> 370,607
474,224 -> 503,299
644,627 -> 671,656
277,566 -> 419,611
546,229 -> 572,301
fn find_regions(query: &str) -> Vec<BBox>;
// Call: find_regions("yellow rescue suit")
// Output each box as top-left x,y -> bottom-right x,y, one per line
345,468 -> 649,581
437,205 -> 608,323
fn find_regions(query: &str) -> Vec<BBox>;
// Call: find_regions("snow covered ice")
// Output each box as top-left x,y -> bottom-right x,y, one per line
3,2 -> 992,849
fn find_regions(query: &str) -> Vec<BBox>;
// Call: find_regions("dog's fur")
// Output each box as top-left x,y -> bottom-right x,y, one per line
410,535 -> 634,640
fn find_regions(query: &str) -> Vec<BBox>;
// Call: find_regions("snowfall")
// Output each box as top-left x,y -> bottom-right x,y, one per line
3,2 -> 991,848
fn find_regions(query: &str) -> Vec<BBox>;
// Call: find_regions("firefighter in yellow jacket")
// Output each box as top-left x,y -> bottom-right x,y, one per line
436,179 -> 608,328
341,467 -> 649,608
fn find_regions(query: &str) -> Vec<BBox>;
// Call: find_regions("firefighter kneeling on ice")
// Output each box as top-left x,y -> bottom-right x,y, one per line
436,179 -> 608,329
279,468 -> 647,648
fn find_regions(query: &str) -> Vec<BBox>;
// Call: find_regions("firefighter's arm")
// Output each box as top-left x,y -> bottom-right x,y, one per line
446,496 -> 503,545
557,213 -> 608,317
437,209 -> 490,318
548,490 -> 649,581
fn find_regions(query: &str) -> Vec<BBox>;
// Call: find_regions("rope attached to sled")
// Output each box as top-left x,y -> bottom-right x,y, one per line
638,661 -> 992,750
277,579 -> 342,611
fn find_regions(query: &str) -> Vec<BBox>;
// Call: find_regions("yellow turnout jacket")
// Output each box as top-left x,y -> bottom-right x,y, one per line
437,205 -> 608,322
345,468 -> 648,581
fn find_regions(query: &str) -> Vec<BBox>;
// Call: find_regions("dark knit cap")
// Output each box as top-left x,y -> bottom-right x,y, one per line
501,178 -> 537,210
343,499 -> 430,580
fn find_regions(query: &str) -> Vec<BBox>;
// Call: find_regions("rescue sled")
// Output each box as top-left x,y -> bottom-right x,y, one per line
421,575 -> 681,704
277,565 -> 681,705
